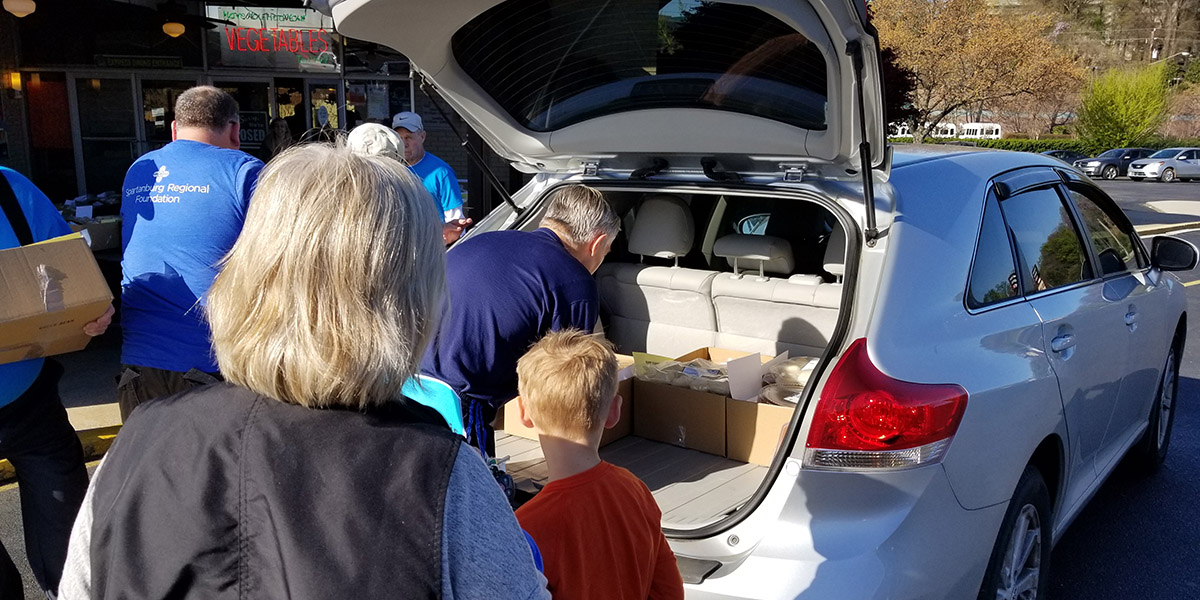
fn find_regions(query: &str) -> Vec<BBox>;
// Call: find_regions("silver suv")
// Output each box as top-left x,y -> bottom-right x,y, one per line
331,1 -> 1196,597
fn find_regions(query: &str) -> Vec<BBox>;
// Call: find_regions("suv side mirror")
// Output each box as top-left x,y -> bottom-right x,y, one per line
1152,236 -> 1198,271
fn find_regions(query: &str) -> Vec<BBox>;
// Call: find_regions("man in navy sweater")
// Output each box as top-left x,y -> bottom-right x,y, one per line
419,185 -> 620,452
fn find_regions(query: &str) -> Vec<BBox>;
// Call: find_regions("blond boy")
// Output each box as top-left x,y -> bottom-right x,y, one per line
514,330 -> 684,600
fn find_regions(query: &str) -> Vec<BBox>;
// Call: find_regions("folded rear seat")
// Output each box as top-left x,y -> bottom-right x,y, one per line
596,194 -> 718,356
711,234 -> 841,358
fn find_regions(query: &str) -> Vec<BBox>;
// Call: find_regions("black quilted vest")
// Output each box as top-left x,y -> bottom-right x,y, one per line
87,382 -> 460,599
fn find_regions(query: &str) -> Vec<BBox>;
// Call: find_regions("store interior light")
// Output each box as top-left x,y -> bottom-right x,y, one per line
8,72 -> 20,92
3,0 -> 36,18
162,20 -> 185,38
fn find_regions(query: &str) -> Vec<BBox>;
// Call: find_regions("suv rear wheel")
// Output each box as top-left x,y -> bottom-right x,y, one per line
977,466 -> 1051,600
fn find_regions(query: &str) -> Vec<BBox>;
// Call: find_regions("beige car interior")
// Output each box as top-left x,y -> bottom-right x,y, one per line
596,193 -> 845,359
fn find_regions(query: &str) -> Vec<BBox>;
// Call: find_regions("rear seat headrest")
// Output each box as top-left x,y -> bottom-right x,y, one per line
713,234 -> 794,275
824,221 -> 846,277
628,194 -> 694,259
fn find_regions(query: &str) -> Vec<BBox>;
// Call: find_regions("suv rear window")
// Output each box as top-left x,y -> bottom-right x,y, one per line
451,0 -> 829,132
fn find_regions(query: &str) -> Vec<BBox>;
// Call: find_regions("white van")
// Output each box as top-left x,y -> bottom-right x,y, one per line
960,122 -> 1003,140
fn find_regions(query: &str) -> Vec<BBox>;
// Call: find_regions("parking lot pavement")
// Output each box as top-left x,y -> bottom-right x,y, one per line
1094,179 -> 1200,233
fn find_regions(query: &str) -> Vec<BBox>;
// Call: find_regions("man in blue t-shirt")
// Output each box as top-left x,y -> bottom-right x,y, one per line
419,185 -> 619,452
0,167 -> 113,599
392,112 -> 472,244
118,86 -> 263,420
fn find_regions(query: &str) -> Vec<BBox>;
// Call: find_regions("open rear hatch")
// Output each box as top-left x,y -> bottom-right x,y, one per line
330,0 -> 886,177
326,0 -> 870,536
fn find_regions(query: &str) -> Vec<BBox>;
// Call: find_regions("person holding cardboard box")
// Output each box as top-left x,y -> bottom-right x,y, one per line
117,86 -> 264,420
0,166 -> 113,600
419,184 -> 619,454
514,330 -> 684,600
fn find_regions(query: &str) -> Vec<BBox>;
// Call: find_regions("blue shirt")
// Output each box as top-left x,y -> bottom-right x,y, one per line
0,168 -> 72,407
420,228 -> 598,409
409,151 -> 463,217
120,140 -> 262,373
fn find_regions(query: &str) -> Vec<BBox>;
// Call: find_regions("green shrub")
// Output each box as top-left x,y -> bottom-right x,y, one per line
1077,64 -> 1170,149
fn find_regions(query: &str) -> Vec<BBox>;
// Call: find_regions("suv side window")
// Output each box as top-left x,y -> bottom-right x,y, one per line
999,186 -> 1093,294
968,191 -> 1020,309
1067,186 -> 1144,276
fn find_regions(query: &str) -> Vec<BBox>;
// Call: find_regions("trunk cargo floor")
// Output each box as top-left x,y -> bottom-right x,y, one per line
497,432 -> 766,529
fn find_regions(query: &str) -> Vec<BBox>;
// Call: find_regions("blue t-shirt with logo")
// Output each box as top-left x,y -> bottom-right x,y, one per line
120,140 -> 262,373
0,168 -> 72,408
409,151 -> 463,217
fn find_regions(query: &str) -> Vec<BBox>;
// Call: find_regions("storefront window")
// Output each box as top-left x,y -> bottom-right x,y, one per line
205,5 -> 340,73
142,80 -> 196,146
18,0 -> 202,68
343,39 -> 409,76
344,81 -> 411,128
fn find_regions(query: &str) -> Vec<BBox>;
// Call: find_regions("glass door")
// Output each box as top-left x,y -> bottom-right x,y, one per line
306,80 -> 342,139
139,78 -> 198,153
213,79 -> 272,159
344,79 -> 412,128
70,76 -> 139,196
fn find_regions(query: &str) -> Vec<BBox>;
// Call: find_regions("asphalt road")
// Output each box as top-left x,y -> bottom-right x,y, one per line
2,178 -> 1199,599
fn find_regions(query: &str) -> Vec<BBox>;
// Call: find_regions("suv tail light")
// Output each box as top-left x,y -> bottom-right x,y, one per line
804,339 -> 967,470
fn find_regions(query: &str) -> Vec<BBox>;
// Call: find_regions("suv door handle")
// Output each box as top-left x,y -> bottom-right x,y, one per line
1051,334 -> 1076,353
1125,311 -> 1138,326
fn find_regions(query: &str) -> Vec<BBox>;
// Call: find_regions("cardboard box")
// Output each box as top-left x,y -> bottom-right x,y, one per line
0,235 -> 113,365
498,353 -> 635,448
633,378 -> 726,456
726,399 -> 795,466
69,217 -> 122,251
633,347 -> 787,459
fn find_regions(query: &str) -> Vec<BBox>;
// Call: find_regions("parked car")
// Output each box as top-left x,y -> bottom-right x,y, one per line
1129,147 -> 1200,182
330,1 -> 1195,598
1041,149 -> 1090,164
1075,147 -> 1155,179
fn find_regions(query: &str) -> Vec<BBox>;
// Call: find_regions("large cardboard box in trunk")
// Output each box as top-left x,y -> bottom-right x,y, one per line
0,235 -> 113,365
633,378 -> 726,456
498,353 -> 635,448
632,347 -> 784,459
726,399 -> 795,466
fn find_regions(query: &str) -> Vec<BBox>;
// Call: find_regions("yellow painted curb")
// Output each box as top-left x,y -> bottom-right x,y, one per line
0,425 -> 121,484
1135,221 -> 1200,236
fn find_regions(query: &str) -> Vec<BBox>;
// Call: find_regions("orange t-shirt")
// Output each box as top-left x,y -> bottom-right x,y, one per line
516,461 -> 684,600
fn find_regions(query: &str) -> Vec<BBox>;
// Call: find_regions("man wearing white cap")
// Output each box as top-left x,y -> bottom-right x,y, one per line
392,111 -> 465,224
348,122 -> 470,245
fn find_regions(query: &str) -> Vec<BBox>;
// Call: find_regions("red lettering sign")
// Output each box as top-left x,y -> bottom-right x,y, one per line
222,26 -> 332,55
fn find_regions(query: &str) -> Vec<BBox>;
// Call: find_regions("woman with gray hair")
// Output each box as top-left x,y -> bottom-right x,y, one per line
57,144 -> 550,599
